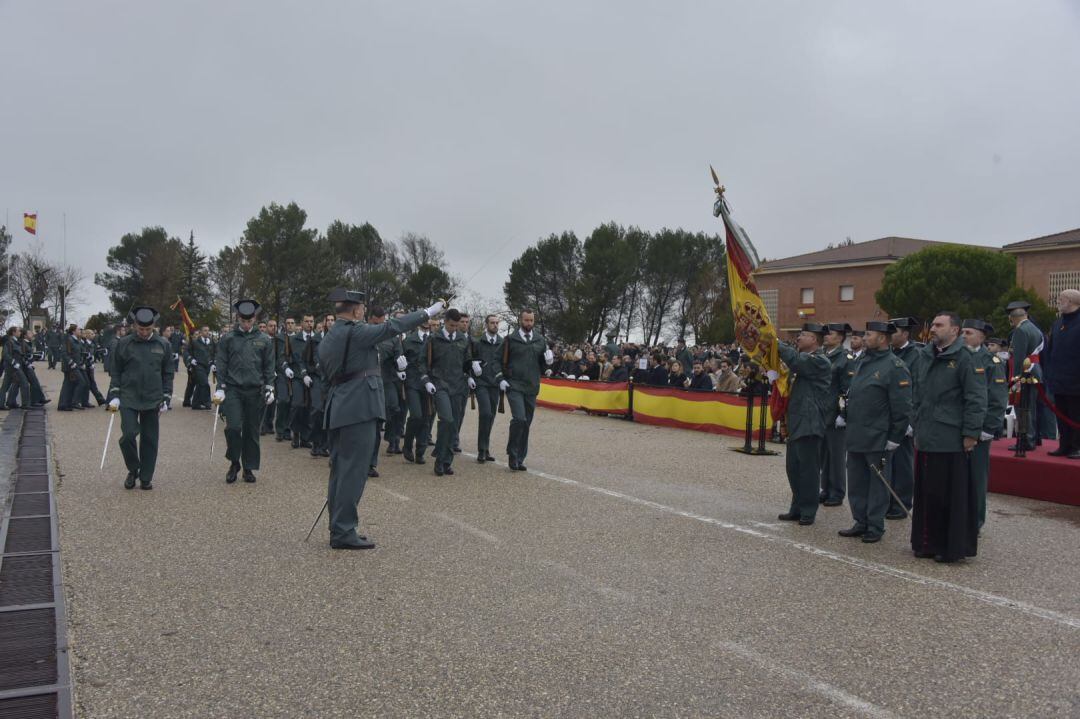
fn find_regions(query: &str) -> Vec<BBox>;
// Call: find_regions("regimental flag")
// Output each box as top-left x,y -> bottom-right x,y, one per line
23,213 -> 37,235
170,297 -> 196,339
711,172 -> 790,420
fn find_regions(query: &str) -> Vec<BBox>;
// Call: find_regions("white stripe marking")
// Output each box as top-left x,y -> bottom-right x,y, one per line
368,483 -> 411,502
428,511 -> 501,545
718,640 -> 897,718
464,454 -> 1080,630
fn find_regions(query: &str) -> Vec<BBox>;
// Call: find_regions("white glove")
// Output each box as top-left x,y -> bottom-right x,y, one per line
285,367 -> 295,379
303,375 -> 313,388
581,376 -> 591,382
468,377 -> 476,390
835,416 -> 846,428
397,371 -> 407,381
396,355 -> 408,371
13,363 -> 19,369
213,389 -> 225,405
172,353 -> 179,360
979,431 -> 993,442
885,440 -> 900,451
264,388 -> 275,405
766,370 -> 779,382
905,425 -> 913,437
471,360 -> 482,376
189,359 -> 197,367
209,363 -> 217,374
544,369 -> 552,377
425,300 -> 446,318
499,380 -> 510,391
159,400 -> 169,415
425,382 -> 436,395
544,349 -> 554,365
567,374 -> 576,380
107,398 -> 120,412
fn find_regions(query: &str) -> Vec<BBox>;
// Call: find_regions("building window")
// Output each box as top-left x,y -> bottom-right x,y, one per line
1049,271 -> 1080,304
800,288 -> 814,305
760,289 -> 779,323
839,284 -> 855,302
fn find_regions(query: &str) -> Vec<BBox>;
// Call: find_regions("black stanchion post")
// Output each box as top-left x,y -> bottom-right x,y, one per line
756,385 -> 769,453
741,391 -> 754,452
626,378 -> 635,422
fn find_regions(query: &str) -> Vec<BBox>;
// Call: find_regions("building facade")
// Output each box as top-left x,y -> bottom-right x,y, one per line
1002,228 -> 1080,303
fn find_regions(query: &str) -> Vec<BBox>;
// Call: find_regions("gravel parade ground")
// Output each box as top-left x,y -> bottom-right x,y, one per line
41,367 -> 1080,718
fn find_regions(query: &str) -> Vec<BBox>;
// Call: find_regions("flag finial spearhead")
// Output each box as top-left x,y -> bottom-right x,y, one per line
709,165 -> 725,196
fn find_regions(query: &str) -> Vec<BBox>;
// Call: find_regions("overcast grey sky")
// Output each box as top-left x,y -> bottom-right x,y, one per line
3,1 -> 1079,323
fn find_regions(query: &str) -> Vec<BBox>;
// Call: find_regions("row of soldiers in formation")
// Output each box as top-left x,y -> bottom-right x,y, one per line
0,324 -> 115,411
775,301 -> 1044,563
101,292 -> 555,549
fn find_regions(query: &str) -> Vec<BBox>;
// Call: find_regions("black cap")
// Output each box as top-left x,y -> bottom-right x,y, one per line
129,306 -> 159,327
1005,300 -> 1031,312
962,319 -> 993,334
801,322 -> 827,335
234,299 -> 260,319
327,287 -> 366,305
866,320 -> 897,334
888,316 -> 919,329
987,337 -> 1008,346
850,329 -> 866,337
826,322 -> 852,335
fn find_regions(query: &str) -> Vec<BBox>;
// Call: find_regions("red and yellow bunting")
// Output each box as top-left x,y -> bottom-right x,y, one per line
537,378 -> 629,415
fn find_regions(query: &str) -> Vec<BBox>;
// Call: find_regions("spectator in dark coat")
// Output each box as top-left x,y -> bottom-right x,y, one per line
1044,289 -> 1080,458
688,360 -> 715,391
646,354 -> 669,386
608,356 -> 629,382
667,361 -> 689,388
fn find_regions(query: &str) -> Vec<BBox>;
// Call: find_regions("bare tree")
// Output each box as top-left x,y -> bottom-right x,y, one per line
399,232 -> 446,273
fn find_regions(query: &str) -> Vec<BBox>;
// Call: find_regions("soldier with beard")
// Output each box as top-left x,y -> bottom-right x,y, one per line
402,318 -> 436,464
289,315 -> 317,449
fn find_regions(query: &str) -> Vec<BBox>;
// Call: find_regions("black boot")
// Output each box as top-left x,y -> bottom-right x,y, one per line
243,469 -> 256,483
291,436 -> 300,449
226,462 -> 240,484
402,446 -> 415,463
124,471 -> 138,490
415,449 -> 427,465
368,466 -> 379,478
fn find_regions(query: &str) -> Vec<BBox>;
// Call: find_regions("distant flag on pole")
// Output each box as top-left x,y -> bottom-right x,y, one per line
23,213 -> 37,235
170,297 -> 196,339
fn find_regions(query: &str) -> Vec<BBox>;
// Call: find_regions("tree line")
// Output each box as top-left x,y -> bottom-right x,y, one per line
0,224 -> 87,329
503,222 -> 734,345
91,202 -> 458,330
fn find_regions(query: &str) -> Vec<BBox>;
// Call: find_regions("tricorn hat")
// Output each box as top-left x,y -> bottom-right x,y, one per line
850,329 -> 866,337
129,306 -> 159,327
888,316 -> 920,330
987,337 -> 1008,347
866,320 -> 897,334
327,287 -> 366,305
233,299 -> 260,319
826,322 -> 852,335
1005,300 -> 1031,312
962,319 -> 993,334
801,322 -> 827,335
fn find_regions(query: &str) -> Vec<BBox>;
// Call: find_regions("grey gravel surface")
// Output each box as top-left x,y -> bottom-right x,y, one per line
43,367 -> 1080,718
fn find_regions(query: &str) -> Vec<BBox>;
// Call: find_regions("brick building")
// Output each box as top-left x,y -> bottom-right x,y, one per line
1002,228 -> 1080,303
754,237 -> 955,331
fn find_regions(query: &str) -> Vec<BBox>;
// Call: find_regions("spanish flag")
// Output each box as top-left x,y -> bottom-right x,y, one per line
23,213 -> 37,235
170,297 -> 196,339
712,176 -> 790,419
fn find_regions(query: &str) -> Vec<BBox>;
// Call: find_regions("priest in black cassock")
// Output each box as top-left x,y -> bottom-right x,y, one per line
910,312 -> 987,563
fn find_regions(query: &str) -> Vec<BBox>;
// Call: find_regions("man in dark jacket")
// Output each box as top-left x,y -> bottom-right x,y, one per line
473,314 -> 503,462
887,316 -> 925,518
184,325 -> 216,410
1044,289 -> 1080,458
962,319 -> 1009,530
688,360 -> 714,391
646,354 -> 669,386
496,309 -> 555,471
420,308 -> 472,476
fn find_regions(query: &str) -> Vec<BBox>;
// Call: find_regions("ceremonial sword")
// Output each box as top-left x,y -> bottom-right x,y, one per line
867,454 -> 910,519
100,412 -> 115,471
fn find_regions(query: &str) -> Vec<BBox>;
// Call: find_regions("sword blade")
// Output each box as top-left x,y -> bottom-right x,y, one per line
305,499 -> 329,541
209,408 -> 219,461
868,455 -> 910,518
99,413 -> 115,471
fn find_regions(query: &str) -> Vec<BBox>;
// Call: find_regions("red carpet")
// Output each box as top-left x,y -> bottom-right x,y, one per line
989,440 -> 1080,506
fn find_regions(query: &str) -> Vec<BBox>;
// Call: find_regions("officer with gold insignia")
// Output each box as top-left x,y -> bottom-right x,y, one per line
821,322 -> 853,507
213,299 -> 275,484
776,323 -> 832,525
839,321 -> 912,542
961,319 -> 1008,530
887,316 -> 925,518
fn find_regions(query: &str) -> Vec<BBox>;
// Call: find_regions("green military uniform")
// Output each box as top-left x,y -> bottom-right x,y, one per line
57,330 -> 88,411
887,319 -> 926,515
474,330 -> 504,461
215,301 -> 275,480
401,328 -> 435,462
107,307 -> 175,489
496,327 -> 554,470
183,333 -> 216,409
376,334 -> 406,455
319,289 -> 432,548
45,327 -> 62,369
777,327 -> 832,523
453,330 -> 476,453
1,331 -> 31,409
22,335 -> 48,406
1007,308 -> 1044,448
289,330 -> 315,446
910,333 -> 987,562
300,330 -> 328,455
821,327 -> 854,505
840,326 -> 912,541
268,329 -> 293,440
420,327 -> 470,474
964,322 -> 1009,530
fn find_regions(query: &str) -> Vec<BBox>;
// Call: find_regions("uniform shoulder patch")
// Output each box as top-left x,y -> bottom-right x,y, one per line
846,353 -> 854,360
898,379 -> 911,387
893,359 -> 905,368
974,367 -> 985,374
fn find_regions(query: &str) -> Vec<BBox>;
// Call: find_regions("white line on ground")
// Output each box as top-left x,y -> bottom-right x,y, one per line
427,511 -> 501,545
368,483 -> 412,502
462,453 -> 1080,631
717,640 -> 897,718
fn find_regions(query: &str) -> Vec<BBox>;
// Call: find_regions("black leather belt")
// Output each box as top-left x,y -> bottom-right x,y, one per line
331,367 -> 380,387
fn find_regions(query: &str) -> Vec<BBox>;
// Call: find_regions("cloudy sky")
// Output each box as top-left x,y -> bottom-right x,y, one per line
2,1 -> 1078,322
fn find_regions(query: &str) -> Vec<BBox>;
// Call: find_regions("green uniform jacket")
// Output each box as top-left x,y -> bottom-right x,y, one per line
893,342 -> 926,394
777,343 -> 831,441
1009,318 -> 1043,371
184,336 -> 216,367
971,346 -> 1009,436
377,335 -> 405,385
45,329 -> 62,351
319,310 -> 429,430
844,348 -> 912,453
474,333 -> 504,388
215,326 -> 274,390
420,330 -> 469,397
604,341 -> 620,360
60,332 -> 82,372
497,330 -> 550,397
107,333 -> 176,410
912,338 -> 988,452
1,335 -> 22,370
825,346 -> 854,423
402,331 -> 431,391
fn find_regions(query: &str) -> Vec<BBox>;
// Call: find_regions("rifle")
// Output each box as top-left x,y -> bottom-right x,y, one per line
284,331 -> 294,400
498,335 -> 510,414
425,334 -> 435,415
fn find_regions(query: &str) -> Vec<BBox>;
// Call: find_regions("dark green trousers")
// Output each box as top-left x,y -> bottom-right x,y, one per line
433,391 -> 463,467
785,435 -> 823,519
821,425 -> 847,501
846,451 -> 890,537
475,385 -> 499,455
223,386 -> 264,470
970,440 -> 991,530
506,390 -> 537,464
328,420 -> 378,543
119,407 -> 160,484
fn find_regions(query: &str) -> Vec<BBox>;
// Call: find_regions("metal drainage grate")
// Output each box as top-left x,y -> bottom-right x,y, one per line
3,518 -> 52,554
0,693 -> 58,718
0,555 -> 55,606
12,494 -> 50,517
0,609 -> 58,690
14,476 -> 48,493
